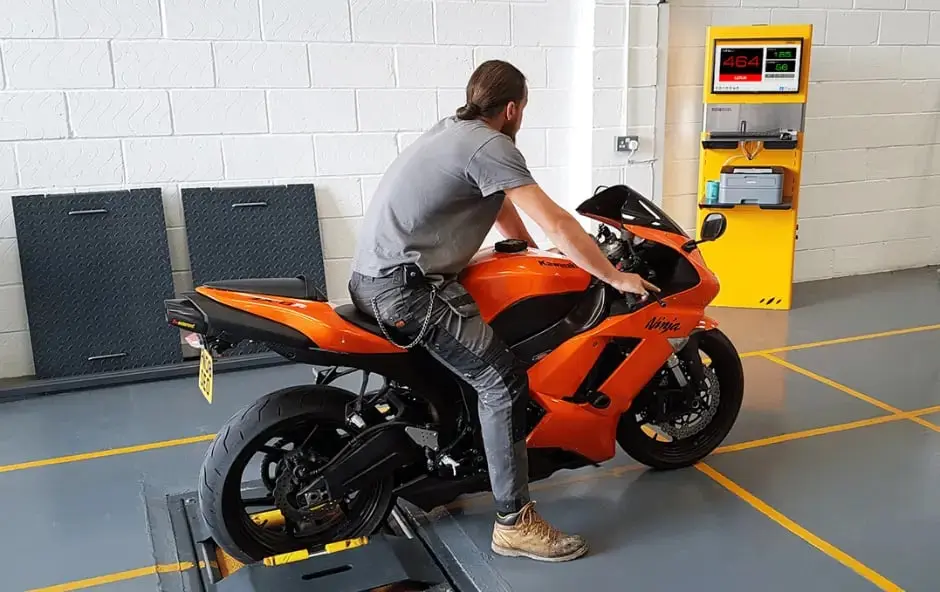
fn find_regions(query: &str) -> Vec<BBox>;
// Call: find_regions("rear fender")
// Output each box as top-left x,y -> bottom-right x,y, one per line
195,286 -> 402,354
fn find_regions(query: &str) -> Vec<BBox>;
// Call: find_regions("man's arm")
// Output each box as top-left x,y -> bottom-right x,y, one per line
494,198 -> 538,248
504,183 -> 659,297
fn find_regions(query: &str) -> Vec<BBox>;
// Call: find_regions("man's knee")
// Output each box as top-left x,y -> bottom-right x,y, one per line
509,369 -> 529,442
479,352 -> 529,441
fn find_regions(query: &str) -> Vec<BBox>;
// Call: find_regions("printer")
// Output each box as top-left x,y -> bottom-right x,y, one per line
718,166 -> 785,206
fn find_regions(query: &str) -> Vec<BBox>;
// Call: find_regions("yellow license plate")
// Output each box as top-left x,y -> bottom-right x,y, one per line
198,348 -> 214,404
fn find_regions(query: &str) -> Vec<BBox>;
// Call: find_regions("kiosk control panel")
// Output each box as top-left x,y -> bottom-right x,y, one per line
696,24 -> 813,311
712,40 -> 802,94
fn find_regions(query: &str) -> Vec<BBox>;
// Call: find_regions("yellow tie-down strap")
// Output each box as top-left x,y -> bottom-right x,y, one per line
263,536 -> 370,567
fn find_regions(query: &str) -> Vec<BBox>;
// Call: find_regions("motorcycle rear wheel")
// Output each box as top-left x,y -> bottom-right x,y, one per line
198,385 -> 395,564
616,328 -> 744,470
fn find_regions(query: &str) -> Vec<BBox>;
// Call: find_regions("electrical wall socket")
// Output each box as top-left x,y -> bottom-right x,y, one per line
616,135 -> 640,152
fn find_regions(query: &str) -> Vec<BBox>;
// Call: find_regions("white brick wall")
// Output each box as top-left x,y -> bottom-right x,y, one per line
397,46 -> 475,88
0,0 -> 56,39
662,0 -> 940,283
213,42 -> 309,87
0,92 -> 68,140
2,40 -> 113,89
308,45 -> 396,88
350,0 -> 434,44
172,90 -> 267,135
113,41 -> 214,88
18,140 -> 124,187
261,0 -> 351,42
267,90 -> 357,133
69,91 -> 172,137
163,0 -> 261,40
124,137 -> 224,183
56,0 -> 162,39
435,2 -> 512,46
0,0 -> 657,379
222,135 -> 316,179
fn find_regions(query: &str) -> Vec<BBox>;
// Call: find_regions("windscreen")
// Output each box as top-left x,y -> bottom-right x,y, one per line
576,185 -> 688,237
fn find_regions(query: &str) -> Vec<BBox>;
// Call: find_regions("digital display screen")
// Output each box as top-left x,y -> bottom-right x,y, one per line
712,42 -> 801,94
767,48 -> 796,60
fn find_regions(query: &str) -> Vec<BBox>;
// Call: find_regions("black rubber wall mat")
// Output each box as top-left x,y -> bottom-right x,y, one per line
181,184 -> 326,356
13,188 -> 182,379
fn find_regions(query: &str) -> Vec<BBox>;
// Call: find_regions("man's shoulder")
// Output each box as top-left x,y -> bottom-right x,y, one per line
434,116 -> 507,149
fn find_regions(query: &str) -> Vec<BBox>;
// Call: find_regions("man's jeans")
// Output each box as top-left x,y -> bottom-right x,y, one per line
348,267 -> 531,515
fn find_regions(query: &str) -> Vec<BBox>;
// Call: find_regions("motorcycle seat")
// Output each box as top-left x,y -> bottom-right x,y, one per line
334,304 -> 385,338
203,276 -> 328,302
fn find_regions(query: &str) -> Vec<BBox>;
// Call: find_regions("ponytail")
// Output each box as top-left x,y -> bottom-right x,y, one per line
456,102 -> 483,120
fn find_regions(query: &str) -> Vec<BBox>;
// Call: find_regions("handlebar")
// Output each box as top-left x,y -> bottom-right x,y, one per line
650,291 -> 666,308
615,289 -> 665,315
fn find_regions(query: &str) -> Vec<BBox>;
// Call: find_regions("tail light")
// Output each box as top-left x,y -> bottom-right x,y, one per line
184,332 -> 205,350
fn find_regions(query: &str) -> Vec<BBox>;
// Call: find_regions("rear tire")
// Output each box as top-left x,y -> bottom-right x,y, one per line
198,385 -> 395,564
616,329 -> 743,470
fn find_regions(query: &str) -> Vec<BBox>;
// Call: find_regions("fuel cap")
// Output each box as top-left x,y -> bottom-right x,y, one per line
494,239 -> 528,253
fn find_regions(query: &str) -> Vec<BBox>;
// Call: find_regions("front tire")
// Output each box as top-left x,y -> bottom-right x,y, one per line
198,385 -> 395,564
617,328 -> 744,470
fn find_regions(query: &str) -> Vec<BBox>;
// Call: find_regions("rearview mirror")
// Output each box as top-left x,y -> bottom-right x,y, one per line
699,213 -> 727,242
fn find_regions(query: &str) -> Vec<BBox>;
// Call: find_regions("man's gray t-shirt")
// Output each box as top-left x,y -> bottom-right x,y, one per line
351,116 -> 536,281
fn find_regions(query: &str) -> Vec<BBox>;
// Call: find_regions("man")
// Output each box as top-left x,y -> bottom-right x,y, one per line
348,60 -> 657,562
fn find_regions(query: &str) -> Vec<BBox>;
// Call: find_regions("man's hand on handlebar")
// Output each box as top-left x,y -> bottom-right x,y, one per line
608,272 -> 660,300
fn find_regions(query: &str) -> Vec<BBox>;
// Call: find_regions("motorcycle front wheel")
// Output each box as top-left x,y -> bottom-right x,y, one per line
616,328 -> 744,470
198,385 -> 395,564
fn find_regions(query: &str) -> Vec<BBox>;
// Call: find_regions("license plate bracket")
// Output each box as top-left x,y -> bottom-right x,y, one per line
198,347 -> 214,404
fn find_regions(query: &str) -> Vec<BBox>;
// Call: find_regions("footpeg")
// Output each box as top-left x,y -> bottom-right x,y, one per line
439,455 -> 460,477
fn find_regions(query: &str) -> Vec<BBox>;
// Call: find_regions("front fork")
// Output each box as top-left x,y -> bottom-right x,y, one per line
668,332 -> 707,402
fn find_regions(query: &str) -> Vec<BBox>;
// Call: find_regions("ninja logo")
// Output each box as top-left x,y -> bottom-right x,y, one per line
646,316 -> 682,334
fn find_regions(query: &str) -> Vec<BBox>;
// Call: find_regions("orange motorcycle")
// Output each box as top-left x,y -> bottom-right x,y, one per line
165,184 -> 743,563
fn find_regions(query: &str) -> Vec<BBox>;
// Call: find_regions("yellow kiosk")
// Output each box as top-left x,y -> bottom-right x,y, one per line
695,24 -> 813,310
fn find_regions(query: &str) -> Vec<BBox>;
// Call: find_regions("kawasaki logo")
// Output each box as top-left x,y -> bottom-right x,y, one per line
646,316 -> 682,334
537,260 -> 576,269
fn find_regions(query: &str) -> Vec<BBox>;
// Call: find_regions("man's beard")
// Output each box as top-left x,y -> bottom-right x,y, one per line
500,120 -> 519,143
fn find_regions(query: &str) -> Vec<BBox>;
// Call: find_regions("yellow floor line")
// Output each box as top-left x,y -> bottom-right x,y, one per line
0,323 -> 937,477
763,353 -> 940,438
0,434 -> 215,475
25,562 -> 198,592
715,404 -> 940,455
906,415 -> 940,433
760,353 -> 904,414
696,462 -> 903,591
742,322 -> 940,358
713,414 -> 904,454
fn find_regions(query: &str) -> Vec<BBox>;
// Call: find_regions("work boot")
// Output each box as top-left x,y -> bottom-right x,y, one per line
491,502 -> 588,562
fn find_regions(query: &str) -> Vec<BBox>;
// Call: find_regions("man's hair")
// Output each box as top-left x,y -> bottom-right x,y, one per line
456,60 -> 527,121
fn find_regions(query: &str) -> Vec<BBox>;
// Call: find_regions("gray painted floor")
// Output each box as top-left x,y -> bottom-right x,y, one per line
1,266 -> 938,591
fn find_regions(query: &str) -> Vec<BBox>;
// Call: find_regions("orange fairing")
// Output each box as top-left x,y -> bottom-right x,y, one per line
525,302 -> 707,461
195,287 -> 402,355
460,248 -> 592,322
698,315 -> 720,332
627,223 -> 720,307
520,224 -> 721,462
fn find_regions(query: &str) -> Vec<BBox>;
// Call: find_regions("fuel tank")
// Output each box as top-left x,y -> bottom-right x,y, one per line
460,246 -> 592,322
